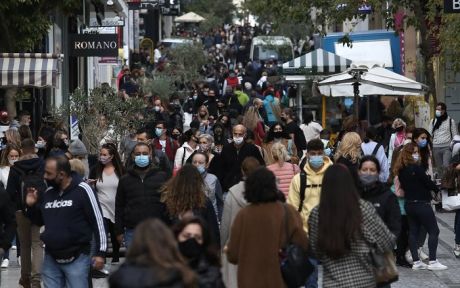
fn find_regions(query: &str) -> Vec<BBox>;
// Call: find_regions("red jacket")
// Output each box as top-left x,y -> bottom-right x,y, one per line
226,76 -> 239,88
152,137 -> 179,161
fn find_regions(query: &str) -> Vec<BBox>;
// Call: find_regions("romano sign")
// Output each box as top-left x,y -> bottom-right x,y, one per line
70,34 -> 118,57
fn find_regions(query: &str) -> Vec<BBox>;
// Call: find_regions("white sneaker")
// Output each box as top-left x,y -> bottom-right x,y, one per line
17,256 -> 21,267
454,244 -> 460,258
1,259 -> 9,268
412,260 -> 428,270
427,260 -> 448,271
405,250 -> 413,264
419,248 -> 429,261
11,245 -> 16,250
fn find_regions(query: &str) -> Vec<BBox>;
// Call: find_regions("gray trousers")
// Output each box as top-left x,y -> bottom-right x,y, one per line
433,146 -> 452,176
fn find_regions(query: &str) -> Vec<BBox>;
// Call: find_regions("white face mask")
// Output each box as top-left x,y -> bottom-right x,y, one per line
8,159 -> 17,166
233,137 -> 244,145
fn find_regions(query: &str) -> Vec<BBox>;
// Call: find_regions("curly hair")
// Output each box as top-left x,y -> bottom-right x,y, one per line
393,142 -> 418,177
161,164 -> 206,217
334,132 -> 362,163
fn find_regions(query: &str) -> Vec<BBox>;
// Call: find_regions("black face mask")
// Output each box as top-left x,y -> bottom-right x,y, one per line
395,126 -> 404,132
178,238 -> 203,260
280,116 -> 287,122
46,178 -> 60,190
171,134 -> 180,140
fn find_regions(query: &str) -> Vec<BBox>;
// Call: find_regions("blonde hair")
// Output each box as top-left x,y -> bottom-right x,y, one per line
5,129 -> 21,147
69,159 -> 85,177
271,142 -> 289,163
197,105 -> 209,121
335,132 -> 362,163
242,106 -> 260,131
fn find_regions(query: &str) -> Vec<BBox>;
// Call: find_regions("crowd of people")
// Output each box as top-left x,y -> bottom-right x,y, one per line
0,21 -> 459,287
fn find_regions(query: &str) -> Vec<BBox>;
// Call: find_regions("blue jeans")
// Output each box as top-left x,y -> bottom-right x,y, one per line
124,228 -> 135,248
305,257 -> 319,288
42,252 -> 91,288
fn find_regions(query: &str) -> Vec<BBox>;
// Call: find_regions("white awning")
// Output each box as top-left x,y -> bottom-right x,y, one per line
0,53 -> 61,88
282,48 -> 352,75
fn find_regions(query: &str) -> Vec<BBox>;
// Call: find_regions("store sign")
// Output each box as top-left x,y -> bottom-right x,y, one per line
444,0 -> 460,13
89,16 -> 125,27
70,34 -> 118,57
128,0 -> 165,10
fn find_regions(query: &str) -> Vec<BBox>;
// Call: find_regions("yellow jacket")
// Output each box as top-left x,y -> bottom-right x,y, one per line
287,156 -> 332,233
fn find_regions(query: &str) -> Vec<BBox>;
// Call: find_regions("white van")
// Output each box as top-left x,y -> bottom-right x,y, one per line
160,38 -> 194,49
250,36 -> 294,63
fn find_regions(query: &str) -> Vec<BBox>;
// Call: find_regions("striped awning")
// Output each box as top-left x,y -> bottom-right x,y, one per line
0,53 -> 61,88
282,48 -> 352,75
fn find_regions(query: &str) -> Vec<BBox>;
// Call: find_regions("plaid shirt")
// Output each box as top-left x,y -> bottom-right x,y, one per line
308,200 -> 395,288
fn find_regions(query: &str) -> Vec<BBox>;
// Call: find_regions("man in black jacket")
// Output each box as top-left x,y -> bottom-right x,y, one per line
6,138 -> 44,288
0,187 -> 16,286
115,142 -> 169,247
217,124 -> 265,192
25,156 -> 106,287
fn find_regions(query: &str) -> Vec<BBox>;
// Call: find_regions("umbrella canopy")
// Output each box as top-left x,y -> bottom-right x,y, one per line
174,12 -> 206,23
318,63 -> 426,96
282,48 -> 352,75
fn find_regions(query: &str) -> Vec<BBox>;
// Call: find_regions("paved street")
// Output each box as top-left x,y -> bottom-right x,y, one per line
2,210 -> 460,287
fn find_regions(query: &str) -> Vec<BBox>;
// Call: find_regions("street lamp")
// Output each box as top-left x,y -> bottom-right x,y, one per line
348,67 -> 368,118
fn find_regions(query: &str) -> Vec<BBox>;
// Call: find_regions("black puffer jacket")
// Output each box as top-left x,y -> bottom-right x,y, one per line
191,258 -> 224,288
115,168 -> 169,235
361,182 -> 401,237
109,263 -> 189,288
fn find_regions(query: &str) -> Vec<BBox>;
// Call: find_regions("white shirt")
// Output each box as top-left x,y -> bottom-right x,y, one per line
154,48 -> 161,64
95,172 -> 119,223
300,122 -> 323,143
159,140 -> 166,153
0,166 -> 9,188
361,141 -> 390,183
174,142 -> 198,169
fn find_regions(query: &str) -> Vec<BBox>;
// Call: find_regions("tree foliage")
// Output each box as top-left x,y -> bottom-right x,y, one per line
61,86 -> 151,154
0,0 -> 80,52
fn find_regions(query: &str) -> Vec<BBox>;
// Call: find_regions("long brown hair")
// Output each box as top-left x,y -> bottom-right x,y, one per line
393,142 -> 418,177
317,164 -> 362,259
0,144 -> 21,167
242,106 -> 260,132
161,164 -> 206,217
126,219 -> 196,287
94,142 -> 124,181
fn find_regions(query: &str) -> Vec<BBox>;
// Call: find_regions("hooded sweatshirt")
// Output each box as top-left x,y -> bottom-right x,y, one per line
287,156 -> 332,232
28,174 -> 107,257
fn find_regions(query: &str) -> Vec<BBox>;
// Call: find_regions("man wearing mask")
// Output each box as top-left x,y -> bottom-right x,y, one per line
287,139 -> 333,288
152,121 -> 179,169
281,108 -> 307,158
6,139 -> 45,288
115,142 -> 169,247
24,156 -> 106,287
216,125 -> 265,192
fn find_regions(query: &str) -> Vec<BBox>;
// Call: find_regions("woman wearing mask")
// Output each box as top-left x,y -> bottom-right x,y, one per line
393,143 -> 447,270
171,127 -> 183,143
217,114 -> 232,140
89,143 -> 124,264
161,164 -> 220,245
191,152 -> 224,222
151,97 -> 170,123
267,143 -> 300,197
211,123 -> 226,154
109,219 -> 197,288
388,118 -> 407,167
47,130 -> 69,158
358,155 -> 401,237
241,106 -> 265,146
174,128 -> 200,171
0,144 -> 20,268
191,106 -> 213,135
173,217 -> 224,288
226,167 -> 307,288
220,157 -> 261,288
262,123 -> 298,165
308,164 -> 395,287
334,131 -> 362,188
115,142 -> 169,248
412,128 -> 434,179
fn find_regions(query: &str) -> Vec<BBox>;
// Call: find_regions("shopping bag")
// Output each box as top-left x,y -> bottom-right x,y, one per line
441,190 -> 460,211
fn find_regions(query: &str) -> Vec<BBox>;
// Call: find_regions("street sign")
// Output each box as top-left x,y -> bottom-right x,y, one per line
128,0 -> 166,10
70,34 -> 119,57
445,0 -> 460,13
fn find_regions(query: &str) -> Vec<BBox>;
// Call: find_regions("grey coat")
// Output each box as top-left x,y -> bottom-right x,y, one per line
220,181 -> 248,288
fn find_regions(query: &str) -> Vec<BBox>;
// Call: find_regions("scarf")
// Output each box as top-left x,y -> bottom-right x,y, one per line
433,112 -> 448,134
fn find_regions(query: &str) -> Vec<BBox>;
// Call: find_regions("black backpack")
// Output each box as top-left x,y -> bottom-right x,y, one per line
18,168 -> 47,209
297,158 -> 322,213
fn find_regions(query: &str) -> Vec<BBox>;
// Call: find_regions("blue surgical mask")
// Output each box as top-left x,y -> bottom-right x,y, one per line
309,155 -> 324,169
197,165 -> 206,174
412,154 -> 420,162
134,155 -> 150,168
324,148 -> 332,157
418,139 -> 427,148
155,128 -> 163,137
435,110 -> 442,118
193,95 -> 198,100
